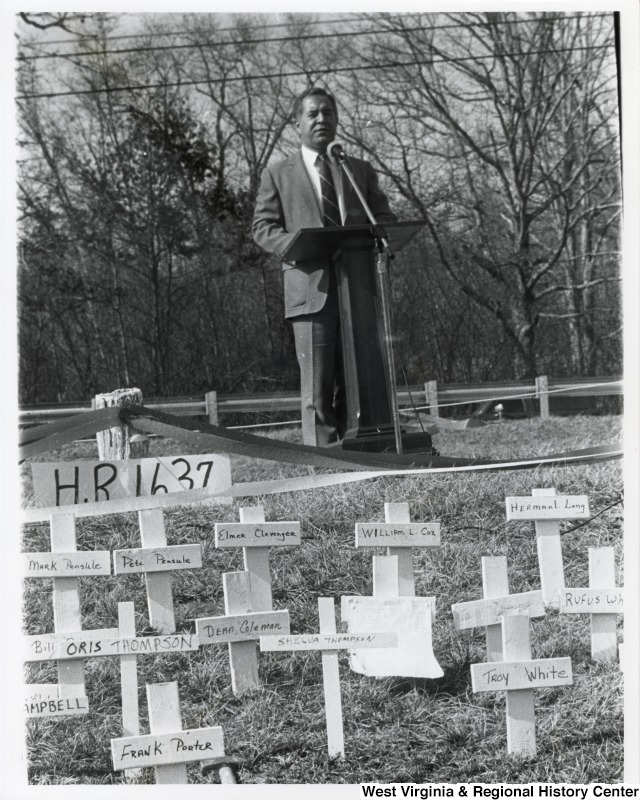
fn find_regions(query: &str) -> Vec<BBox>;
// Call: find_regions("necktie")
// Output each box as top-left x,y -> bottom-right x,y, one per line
316,153 -> 341,227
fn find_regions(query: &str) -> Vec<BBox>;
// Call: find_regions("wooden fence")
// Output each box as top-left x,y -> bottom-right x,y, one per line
18,375 -> 622,429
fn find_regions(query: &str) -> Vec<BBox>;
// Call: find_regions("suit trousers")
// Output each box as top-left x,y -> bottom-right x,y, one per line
290,266 -> 347,447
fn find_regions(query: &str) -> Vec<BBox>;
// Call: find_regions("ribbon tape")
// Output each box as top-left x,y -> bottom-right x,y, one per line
20,405 -> 622,523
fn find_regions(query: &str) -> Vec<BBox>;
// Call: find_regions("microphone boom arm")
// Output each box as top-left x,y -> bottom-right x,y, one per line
332,148 -> 393,258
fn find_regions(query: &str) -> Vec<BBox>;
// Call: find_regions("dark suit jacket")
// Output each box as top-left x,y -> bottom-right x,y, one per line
252,150 -> 396,318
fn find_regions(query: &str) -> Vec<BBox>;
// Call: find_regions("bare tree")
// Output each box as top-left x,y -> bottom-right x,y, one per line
336,11 -> 621,377
16,11 -> 621,405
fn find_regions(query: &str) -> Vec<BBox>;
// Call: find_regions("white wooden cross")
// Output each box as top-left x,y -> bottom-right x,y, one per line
23,511 -> 111,714
194,571 -> 291,695
111,681 -> 224,784
470,614 -> 573,755
345,502 -> 442,679
215,506 -> 300,609
559,546 -> 623,661
23,510 -> 112,716
213,506 -> 300,693
451,556 -> 545,662
113,508 -> 203,634
355,502 -> 440,597
24,602 -> 198,727
24,625 -> 117,717
505,488 -> 590,607
260,597 -> 397,759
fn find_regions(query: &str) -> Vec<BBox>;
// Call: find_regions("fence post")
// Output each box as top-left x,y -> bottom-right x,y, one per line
535,375 -> 550,420
94,388 -> 149,459
424,380 -> 439,418
205,390 -> 219,426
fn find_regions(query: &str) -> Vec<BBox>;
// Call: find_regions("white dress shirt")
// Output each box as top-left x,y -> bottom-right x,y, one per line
301,144 -> 346,224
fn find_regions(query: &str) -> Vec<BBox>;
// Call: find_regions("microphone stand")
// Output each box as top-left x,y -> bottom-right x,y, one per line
331,147 -> 403,455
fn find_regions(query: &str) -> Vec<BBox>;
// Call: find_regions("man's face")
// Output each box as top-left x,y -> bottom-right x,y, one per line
296,95 -> 338,152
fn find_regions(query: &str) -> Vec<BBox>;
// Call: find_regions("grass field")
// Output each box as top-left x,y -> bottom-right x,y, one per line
21,415 -> 624,785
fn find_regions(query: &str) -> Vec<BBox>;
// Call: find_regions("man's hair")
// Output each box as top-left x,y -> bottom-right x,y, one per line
293,87 -> 338,120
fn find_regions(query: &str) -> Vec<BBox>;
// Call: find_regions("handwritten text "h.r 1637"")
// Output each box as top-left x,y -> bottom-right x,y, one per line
31,454 -> 229,507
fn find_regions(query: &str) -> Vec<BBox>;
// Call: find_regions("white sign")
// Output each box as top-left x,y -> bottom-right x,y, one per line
31,454 -> 231,507
342,596 -> 443,679
471,657 -> 573,692
452,591 -> 545,630
355,523 -> 440,547
559,589 -> 624,614
260,632 -> 396,652
113,545 -> 202,575
24,628 -> 119,663
111,727 -> 224,770
23,551 -> 111,577
196,611 -> 290,644
53,633 -> 200,660
24,695 -> 89,718
215,522 -> 301,548
505,496 -> 590,520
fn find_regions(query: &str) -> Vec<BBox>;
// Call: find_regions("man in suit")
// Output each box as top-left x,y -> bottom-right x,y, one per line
252,86 -> 396,447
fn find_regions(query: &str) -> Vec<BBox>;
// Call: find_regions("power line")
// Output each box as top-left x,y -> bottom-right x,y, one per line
13,24 -> 455,62
17,13 -> 611,63
17,14 -> 377,47
16,44 -> 614,102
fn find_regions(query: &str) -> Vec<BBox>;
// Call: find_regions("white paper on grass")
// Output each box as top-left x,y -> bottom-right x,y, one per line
342,596 -> 443,678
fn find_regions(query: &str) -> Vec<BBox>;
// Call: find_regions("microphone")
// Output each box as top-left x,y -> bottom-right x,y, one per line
327,141 -> 347,163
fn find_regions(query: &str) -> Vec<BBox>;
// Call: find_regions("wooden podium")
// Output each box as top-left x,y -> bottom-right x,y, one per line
283,221 -> 434,454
